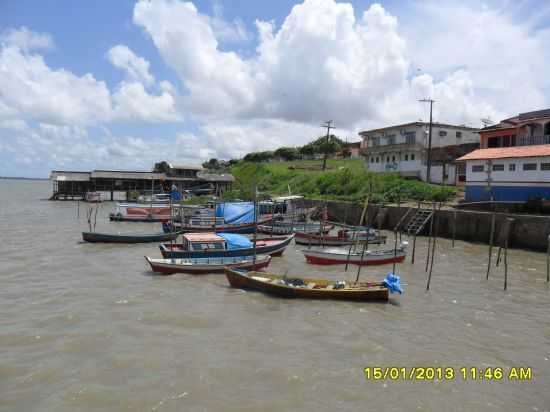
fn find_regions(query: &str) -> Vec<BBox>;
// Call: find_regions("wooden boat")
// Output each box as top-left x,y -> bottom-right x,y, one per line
224,269 -> 390,301
257,222 -> 333,235
295,229 -> 386,246
85,191 -> 102,203
109,203 -> 171,222
302,242 -> 408,266
160,232 -> 294,259
82,231 -> 181,243
145,254 -> 272,275
163,217 -> 272,234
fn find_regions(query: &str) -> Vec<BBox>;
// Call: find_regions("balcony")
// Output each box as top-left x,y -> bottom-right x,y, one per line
517,135 -> 550,146
360,142 -> 424,156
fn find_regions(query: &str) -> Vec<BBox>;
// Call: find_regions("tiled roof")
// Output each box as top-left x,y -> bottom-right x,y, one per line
456,144 -> 550,161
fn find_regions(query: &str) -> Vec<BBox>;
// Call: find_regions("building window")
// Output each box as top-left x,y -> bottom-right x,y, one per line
509,163 -> 516,171
392,155 -> 396,162
376,157 -> 379,163
371,137 -> 379,147
386,156 -> 390,162
411,154 -> 415,161
404,132 -> 416,144
405,154 -> 409,161
439,130 -> 447,137
523,163 -> 537,171
541,163 -> 550,171
387,134 -> 396,145
492,164 -> 504,171
472,165 -> 484,172
456,131 -> 462,138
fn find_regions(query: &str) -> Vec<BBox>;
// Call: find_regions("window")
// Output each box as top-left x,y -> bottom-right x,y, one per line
404,132 -> 416,144
405,154 -> 409,161
387,134 -> 396,145
411,154 -> 415,161
376,157 -> 379,163
386,156 -> 390,162
492,164 -> 504,171
456,131 -> 462,138
472,165 -> 484,172
439,130 -> 447,137
509,163 -> 516,171
541,163 -> 550,171
523,163 -> 537,171
392,156 -> 396,162
371,137 -> 379,147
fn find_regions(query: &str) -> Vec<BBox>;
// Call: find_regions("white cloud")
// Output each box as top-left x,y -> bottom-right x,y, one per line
0,26 -> 54,51
210,1 -> 251,43
112,81 -> 181,122
107,44 -> 155,86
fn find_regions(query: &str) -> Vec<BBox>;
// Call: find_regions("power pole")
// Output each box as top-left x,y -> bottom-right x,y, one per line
419,99 -> 435,183
321,120 -> 335,171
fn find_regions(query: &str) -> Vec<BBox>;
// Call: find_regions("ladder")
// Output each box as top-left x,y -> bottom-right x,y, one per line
404,208 -> 433,235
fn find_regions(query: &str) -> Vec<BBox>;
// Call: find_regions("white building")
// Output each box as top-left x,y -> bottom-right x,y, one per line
359,122 -> 479,184
456,145 -> 550,202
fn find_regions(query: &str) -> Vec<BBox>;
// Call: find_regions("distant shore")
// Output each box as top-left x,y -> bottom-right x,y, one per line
0,176 -> 49,181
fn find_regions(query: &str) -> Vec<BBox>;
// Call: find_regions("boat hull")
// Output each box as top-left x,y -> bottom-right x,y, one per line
82,231 -> 180,243
145,255 -> 271,275
224,269 -> 389,301
258,223 -> 332,235
159,234 -> 294,259
294,232 -> 387,246
302,248 -> 406,266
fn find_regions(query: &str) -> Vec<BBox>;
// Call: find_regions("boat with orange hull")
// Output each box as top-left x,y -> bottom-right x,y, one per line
302,242 -> 408,266
145,255 -> 271,275
224,269 -> 396,301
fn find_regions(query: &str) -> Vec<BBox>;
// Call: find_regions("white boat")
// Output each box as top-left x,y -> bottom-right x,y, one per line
302,242 -> 408,266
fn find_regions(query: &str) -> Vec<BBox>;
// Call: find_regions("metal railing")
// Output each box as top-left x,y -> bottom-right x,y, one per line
517,135 -> 550,146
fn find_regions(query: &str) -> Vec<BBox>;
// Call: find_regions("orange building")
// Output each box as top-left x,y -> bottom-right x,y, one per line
480,108 -> 550,149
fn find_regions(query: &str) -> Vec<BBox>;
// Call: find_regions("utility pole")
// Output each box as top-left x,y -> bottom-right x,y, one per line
419,99 -> 435,184
321,120 -> 335,171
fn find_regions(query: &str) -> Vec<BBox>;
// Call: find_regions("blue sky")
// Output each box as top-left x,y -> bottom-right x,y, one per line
0,0 -> 549,177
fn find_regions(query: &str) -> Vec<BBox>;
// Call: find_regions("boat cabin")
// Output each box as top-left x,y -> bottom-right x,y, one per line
182,233 -> 227,251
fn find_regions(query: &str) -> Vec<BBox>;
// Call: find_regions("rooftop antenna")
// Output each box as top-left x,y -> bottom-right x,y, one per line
481,117 -> 493,128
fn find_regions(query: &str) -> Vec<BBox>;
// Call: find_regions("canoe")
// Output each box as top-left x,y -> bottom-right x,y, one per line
145,254 -> 272,275
159,234 -> 294,259
302,242 -> 408,266
257,223 -> 333,235
295,230 -> 387,246
224,269 -> 389,301
163,220 -> 269,234
82,231 -> 181,243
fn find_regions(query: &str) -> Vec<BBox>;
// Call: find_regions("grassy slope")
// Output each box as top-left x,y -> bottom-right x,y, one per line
228,159 -> 456,202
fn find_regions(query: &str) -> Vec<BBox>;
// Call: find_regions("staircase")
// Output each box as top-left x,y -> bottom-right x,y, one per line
403,208 -> 433,235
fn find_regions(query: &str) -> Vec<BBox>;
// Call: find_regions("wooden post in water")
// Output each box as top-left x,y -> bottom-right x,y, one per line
501,217 -> 514,290
411,201 -> 420,264
253,184 -> 258,265
452,210 -> 457,247
547,234 -> 550,283
426,205 -> 440,290
425,202 -> 436,272
392,229 -> 398,274
355,236 -> 368,283
345,242 -> 354,272
486,209 -> 496,280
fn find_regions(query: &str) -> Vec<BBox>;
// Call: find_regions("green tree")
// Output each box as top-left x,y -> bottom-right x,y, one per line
274,147 -> 300,161
153,161 -> 170,173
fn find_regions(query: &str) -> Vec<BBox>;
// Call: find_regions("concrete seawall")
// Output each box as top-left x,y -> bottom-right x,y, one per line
303,199 -> 550,252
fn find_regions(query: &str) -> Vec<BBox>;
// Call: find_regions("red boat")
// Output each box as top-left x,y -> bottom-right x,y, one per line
302,242 -> 408,266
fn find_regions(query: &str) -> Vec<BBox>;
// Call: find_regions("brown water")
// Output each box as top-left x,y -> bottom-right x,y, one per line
1,179 -> 549,412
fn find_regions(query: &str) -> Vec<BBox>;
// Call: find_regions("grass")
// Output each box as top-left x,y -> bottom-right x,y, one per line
224,159 -> 456,203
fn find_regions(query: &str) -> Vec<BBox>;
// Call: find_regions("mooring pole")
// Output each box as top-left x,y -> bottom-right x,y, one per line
392,229 -> 398,274
253,184 -> 258,265
355,237 -> 369,283
425,202 -> 436,272
486,209 -> 496,280
426,206 -> 440,290
452,210 -> 456,247
411,202 -> 420,264
345,242 -> 354,272
504,233 -> 509,291
547,234 -> 550,283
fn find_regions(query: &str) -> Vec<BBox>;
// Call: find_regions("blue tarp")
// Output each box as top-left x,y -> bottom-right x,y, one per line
383,273 -> 403,294
215,202 -> 255,224
217,233 -> 253,249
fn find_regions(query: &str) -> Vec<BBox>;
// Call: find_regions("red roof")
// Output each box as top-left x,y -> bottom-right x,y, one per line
456,145 -> 550,161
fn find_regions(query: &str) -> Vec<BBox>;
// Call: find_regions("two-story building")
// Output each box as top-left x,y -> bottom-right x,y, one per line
479,108 -> 550,149
359,122 -> 479,184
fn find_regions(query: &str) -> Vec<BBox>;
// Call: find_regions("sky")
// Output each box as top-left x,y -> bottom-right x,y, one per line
0,0 -> 549,177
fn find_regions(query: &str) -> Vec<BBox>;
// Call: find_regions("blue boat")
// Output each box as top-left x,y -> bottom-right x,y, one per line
159,232 -> 294,259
